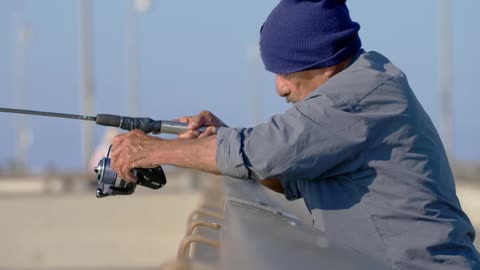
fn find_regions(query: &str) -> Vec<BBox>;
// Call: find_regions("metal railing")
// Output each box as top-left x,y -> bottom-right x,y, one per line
169,177 -> 387,270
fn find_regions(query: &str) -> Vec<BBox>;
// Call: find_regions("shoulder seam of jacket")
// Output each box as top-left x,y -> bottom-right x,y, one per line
352,72 -> 404,107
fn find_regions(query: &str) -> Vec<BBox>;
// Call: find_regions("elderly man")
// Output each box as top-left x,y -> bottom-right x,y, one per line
110,0 -> 480,269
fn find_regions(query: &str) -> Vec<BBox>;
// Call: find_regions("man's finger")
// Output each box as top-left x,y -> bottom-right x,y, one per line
178,130 -> 200,139
112,134 -> 125,145
198,126 -> 217,138
110,149 -> 120,170
113,158 -> 125,180
120,162 -> 136,182
189,110 -> 215,129
127,171 -> 136,182
174,116 -> 192,124
188,115 -> 204,129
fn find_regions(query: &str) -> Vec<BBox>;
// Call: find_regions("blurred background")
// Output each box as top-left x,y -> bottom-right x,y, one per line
0,0 -> 478,269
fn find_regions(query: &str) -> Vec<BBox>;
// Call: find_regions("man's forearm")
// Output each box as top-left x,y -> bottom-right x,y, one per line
151,135 -> 221,175
149,133 -> 284,195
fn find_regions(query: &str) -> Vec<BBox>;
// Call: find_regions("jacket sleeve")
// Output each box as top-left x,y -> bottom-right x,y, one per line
215,98 -> 368,192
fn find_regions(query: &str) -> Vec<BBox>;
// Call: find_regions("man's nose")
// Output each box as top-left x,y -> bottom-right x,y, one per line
277,88 -> 288,97
275,75 -> 289,97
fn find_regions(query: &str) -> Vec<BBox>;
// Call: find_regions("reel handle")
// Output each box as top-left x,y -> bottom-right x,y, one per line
134,167 -> 166,190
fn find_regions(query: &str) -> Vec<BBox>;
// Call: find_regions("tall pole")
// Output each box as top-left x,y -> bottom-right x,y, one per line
439,0 -> 454,161
126,0 -> 139,116
12,2 -> 31,173
79,0 -> 95,170
246,43 -> 262,126
126,0 -> 151,116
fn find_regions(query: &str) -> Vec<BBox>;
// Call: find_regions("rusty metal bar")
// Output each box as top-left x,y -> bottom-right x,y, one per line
186,220 -> 221,236
187,208 -> 224,225
177,235 -> 219,260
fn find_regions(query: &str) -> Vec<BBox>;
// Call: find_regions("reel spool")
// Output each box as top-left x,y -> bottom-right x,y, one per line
94,145 -> 167,198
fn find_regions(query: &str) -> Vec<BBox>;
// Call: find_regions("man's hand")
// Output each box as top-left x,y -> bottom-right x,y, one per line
109,111 -> 225,182
175,110 -> 227,139
258,178 -> 285,194
110,129 -> 160,182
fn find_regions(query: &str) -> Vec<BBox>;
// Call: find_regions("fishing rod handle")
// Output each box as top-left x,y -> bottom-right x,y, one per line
95,114 -> 206,134
160,120 -> 207,134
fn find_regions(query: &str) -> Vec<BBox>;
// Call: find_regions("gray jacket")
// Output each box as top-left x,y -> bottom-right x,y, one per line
216,50 -> 480,269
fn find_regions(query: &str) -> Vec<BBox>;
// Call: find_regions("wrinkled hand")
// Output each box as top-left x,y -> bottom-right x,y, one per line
175,110 -> 227,139
110,129 -> 161,182
258,178 -> 285,194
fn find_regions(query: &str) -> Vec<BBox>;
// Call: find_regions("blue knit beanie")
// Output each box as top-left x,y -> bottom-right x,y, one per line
260,0 -> 361,74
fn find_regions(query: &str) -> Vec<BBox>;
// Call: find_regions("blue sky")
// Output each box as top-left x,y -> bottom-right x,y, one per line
0,0 -> 478,172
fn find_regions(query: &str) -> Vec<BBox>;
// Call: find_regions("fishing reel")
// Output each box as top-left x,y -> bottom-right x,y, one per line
94,145 -> 167,198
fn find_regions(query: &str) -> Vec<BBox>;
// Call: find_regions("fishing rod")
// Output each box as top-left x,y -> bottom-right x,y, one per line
0,107 -> 206,134
0,106 -> 206,198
